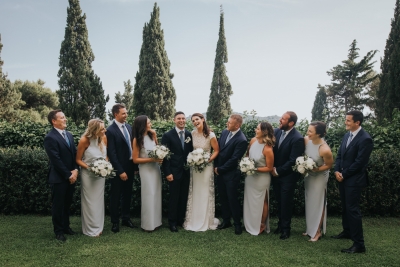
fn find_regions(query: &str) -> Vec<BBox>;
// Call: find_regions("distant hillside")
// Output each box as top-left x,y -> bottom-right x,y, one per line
190,112 -> 280,124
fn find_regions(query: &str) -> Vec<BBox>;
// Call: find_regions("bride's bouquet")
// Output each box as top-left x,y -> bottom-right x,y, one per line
292,155 -> 318,177
239,157 -> 257,176
186,148 -> 211,173
88,157 -> 116,179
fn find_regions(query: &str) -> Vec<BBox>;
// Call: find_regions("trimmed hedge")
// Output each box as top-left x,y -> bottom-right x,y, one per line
1,147 -> 399,217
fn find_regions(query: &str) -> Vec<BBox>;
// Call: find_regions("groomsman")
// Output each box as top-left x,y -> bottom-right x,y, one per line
214,114 -> 248,235
271,111 -> 304,240
106,103 -> 138,233
44,109 -> 78,242
332,110 -> 373,253
162,111 -> 193,232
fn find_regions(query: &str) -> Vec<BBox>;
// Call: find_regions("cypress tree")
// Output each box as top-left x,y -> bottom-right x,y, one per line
311,85 -> 327,121
377,0 -> 400,122
108,79 -> 134,122
325,40 -> 378,119
57,0 -> 109,126
133,3 -> 176,120
0,35 -> 23,122
207,6 -> 233,124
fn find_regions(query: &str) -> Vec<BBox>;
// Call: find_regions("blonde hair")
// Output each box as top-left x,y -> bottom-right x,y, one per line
82,118 -> 105,152
230,114 -> 243,126
259,122 -> 275,147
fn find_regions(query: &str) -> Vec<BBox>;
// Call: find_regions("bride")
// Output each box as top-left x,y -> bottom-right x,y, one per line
183,113 -> 220,231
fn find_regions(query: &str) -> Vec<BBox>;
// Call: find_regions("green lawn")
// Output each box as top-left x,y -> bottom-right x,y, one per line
0,216 -> 398,266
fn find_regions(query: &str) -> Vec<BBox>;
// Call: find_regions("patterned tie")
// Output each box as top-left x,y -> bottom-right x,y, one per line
62,131 -> 70,147
346,133 -> 353,148
122,124 -> 132,158
225,131 -> 233,145
278,130 -> 286,148
179,130 -> 185,149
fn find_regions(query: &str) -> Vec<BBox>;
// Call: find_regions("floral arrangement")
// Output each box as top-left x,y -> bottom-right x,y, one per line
148,145 -> 172,161
239,157 -> 257,175
186,148 -> 211,173
87,157 -> 116,179
292,155 -> 318,177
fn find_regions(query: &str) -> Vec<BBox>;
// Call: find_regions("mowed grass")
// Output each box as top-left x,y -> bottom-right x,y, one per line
0,216 -> 398,267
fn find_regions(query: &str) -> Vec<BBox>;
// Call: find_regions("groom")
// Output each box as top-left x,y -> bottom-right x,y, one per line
271,111 -> 304,240
161,111 -> 193,232
214,114 -> 248,235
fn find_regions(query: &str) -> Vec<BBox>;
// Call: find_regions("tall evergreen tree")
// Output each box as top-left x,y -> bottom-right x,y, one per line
57,0 -> 109,126
207,7 -> 233,124
0,34 -> 24,122
133,3 -> 176,120
325,40 -> 378,120
311,85 -> 327,121
376,0 -> 400,122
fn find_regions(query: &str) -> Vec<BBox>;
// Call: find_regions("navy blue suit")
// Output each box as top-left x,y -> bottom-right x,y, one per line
106,122 -> 137,224
215,129 -> 248,226
272,128 -> 304,233
44,128 -> 78,235
334,128 -> 373,248
161,128 -> 193,226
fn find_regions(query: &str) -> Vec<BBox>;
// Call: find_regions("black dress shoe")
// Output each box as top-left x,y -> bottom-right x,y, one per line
169,225 -> 178,232
331,231 -> 351,239
121,220 -> 137,228
56,234 -> 66,242
217,221 -> 232,230
63,228 -> 76,235
341,245 -> 366,253
273,227 -> 282,234
111,223 -> 119,233
234,225 -> 242,235
280,232 -> 290,240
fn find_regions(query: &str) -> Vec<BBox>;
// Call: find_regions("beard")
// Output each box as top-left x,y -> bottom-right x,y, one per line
280,123 -> 290,131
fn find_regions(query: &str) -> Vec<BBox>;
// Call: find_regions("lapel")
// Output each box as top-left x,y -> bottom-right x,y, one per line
53,128 -> 72,152
112,121 -> 130,147
170,128 -> 185,151
278,128 -> 294,150
220,130 -> 240,152
344,129 -> 363,153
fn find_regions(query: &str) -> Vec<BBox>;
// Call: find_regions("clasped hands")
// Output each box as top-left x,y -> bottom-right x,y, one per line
335,171 -> 344,182
69,169 -> 78,184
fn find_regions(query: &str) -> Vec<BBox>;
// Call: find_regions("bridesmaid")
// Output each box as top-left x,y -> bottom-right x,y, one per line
132,115 -> 163,232
303,121 -> 333,242
76,119 -> 107,237
243,122 -> 275,235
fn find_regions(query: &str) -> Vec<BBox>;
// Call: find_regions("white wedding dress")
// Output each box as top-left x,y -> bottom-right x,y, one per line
183,131 -> 220,231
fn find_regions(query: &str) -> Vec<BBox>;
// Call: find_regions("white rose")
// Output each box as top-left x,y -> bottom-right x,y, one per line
296,157 -> 305,165
195,148 -> 204,154
100,169 -> 107,177
240,166 -> 247,172
297,165 -> 305,174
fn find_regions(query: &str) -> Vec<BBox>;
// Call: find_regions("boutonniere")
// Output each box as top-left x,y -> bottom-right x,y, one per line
184,137 -> 191,143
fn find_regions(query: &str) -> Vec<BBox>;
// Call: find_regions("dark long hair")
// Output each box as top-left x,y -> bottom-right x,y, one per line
260,122 -> 275,146
132,115 -> 153,150
191,113 -> 210,138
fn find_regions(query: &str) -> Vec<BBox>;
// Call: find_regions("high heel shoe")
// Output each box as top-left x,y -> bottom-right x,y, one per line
302,232 -> 308,236
308,233 -> 322,242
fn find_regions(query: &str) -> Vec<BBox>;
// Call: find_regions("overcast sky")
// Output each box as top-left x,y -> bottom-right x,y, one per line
0,0 -> 395,120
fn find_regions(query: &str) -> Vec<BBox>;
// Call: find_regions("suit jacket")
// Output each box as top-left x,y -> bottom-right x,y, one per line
161,128 -> 193,180
44,128 -> 78,184
215,129 -> 248,176
273,128 -> 304,179
334,128 -> 373,187
106,122 -> 135,176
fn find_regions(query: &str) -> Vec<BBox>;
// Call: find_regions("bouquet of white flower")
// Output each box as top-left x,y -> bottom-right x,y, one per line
186,148 -> 211,173
87,157 -> 116,179
292,155 -> 318,177
148,145 -> 172,161
239,157 -> 257,176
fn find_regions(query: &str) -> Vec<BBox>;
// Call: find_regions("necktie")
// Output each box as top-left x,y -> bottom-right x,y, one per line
225,131 -> 233,145
122,125 -> 132,158
278,130 -> 286,148
179,130 -> 185,149
346,133 -> 353,148
62,131 -> 70,147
